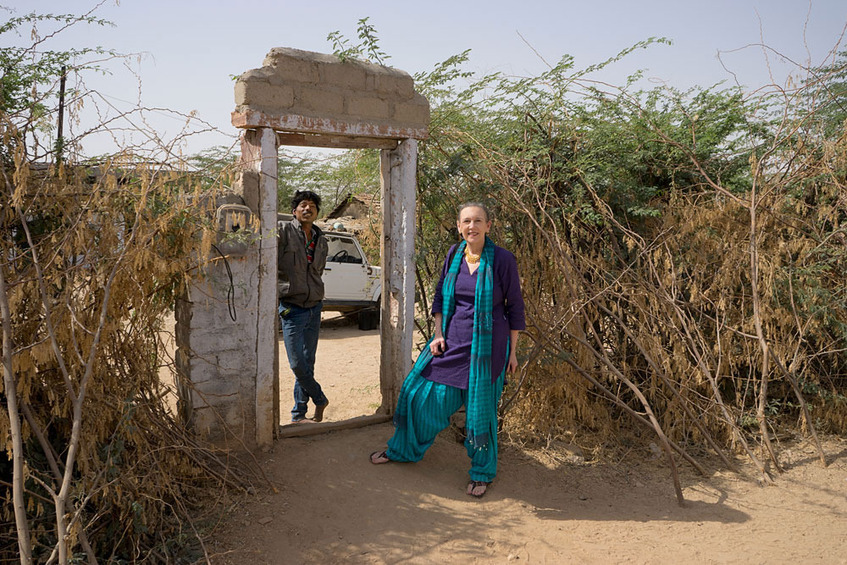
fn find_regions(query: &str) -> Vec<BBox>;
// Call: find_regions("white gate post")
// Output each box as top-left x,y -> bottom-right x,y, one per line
379,138 -> 418,413
241,127 -> 279,448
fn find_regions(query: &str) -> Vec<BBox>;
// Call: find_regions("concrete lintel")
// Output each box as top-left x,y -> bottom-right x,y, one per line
277,132 -> 398,150
232,109 -> 429,140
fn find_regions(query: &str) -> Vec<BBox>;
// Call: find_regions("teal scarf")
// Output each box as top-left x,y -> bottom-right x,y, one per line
394,236 -> 499,450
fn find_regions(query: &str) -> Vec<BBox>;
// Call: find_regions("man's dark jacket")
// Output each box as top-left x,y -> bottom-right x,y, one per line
277,218 -> 328,308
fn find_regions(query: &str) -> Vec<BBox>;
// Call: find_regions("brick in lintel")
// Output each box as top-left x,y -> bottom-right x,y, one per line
319,62 -> 367,92
298,86 -> 345,115
238,68 -> 273,82
347,96 -> 391,120
366,71 -> 414,99
263,47 -> 338,66
262,48 -> 321,83
235,80 -> 295,110
393,93 -> 431,127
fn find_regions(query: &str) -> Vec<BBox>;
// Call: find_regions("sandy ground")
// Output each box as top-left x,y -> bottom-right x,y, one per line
208,317 -> 847,564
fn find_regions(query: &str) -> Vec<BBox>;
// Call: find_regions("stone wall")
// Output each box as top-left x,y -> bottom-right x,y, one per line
232,48 -> 429,140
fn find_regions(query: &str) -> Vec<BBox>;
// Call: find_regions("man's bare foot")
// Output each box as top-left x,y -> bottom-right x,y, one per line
311,399 -> 329,422
369,450 -> 391,464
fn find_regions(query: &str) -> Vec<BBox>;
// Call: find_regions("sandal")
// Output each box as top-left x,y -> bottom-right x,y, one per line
369,450 -> 392,465
467,480 -> 490,499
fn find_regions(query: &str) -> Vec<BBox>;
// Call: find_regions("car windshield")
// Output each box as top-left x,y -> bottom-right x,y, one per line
326,235 -> 363,264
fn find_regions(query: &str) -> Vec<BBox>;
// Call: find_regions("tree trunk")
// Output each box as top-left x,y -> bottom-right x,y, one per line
0,267 -> 33,564
748,183 -> 782,473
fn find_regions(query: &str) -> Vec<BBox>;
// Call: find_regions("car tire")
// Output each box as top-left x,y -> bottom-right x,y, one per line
357,307 -> 380,331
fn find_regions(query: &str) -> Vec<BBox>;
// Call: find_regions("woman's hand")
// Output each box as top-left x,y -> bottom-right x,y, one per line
430,336 -> 446,356
507,329 -> 521,373
430,313 -> 446,356
506,351 -> 519,373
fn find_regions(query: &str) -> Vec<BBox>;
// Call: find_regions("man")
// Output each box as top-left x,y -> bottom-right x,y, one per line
278,190 -> 330,423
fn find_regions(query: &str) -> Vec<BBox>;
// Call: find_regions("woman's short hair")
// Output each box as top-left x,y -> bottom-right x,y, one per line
458,201 -> 492,222
291,190 -> 322,213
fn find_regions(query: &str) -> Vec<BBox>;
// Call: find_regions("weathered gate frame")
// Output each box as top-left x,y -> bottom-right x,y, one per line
232,49 -> 430,447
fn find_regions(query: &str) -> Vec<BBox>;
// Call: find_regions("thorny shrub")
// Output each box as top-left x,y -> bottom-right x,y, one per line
0,147 -> 249,561
412,47 -> 847,485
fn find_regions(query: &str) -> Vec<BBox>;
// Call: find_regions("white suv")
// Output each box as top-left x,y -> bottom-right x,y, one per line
322,230 -> 381,330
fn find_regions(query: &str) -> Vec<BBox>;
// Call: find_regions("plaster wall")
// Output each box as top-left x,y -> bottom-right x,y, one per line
175,261 -> 259,440
174,176 -> 265,446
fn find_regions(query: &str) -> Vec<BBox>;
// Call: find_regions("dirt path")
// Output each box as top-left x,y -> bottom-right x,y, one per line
210,318 -> 847,564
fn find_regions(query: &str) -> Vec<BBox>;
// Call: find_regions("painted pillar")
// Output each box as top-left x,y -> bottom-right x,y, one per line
240,127 -> 279,448
379,138 -> 418,413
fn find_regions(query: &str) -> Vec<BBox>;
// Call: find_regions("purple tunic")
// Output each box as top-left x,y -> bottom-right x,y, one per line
421,245 -> 526,389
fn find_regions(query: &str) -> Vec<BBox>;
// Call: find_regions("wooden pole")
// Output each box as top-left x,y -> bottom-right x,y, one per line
56,65 -> 66,163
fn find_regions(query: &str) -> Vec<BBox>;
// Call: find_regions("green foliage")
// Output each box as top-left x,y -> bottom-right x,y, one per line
0,10 -> 251,562
186,145 -> 239,189
578,84 -> 756,219
184,145 -> 381,219
406,39 -> 847,455
801,50 -> 847,140
0,11 -> 117,160
278,149 -> 379,211
300,20 -> 847,451
327,17 -> 390,65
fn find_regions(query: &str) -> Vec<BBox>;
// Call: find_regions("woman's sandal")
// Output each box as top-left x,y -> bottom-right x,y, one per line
467,480 -> 491,498
369,450 -> 392,465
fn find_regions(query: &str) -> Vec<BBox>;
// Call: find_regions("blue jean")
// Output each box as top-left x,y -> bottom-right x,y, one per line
280,301 -> 327,420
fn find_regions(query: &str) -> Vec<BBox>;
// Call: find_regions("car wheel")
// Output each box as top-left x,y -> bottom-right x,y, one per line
357,307 -> 380,331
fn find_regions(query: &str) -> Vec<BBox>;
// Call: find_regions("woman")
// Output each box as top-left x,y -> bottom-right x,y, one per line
370,202 -> 525,499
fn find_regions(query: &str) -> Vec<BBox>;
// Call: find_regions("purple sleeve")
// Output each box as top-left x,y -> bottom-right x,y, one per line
497,247 -> 526,331
430,244 -> 458,316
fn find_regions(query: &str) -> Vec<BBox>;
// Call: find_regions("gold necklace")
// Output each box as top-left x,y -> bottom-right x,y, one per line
464,248 -> 481,264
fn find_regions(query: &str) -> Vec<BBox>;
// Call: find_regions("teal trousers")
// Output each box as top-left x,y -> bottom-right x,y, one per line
386,374 -> 504,483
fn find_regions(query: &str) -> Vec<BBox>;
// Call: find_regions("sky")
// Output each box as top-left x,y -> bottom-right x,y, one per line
8,0 -> 847,160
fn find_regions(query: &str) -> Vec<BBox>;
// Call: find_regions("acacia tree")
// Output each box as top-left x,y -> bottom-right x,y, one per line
0,8 -> 117,164
1,12 -> 118,561
1,10 -> 258,564
316,21 -> 847,503
407,41 -> 847,503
